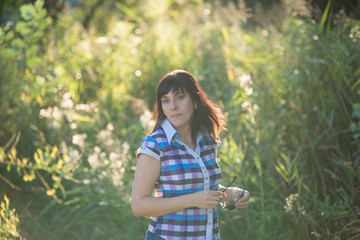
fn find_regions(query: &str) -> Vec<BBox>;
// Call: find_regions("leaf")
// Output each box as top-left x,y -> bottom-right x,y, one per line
46,189 -> 56,196
10,148 -> 17,160
4,195 -> 9,205
38,19 -> 48,31
26,45 -> 39,59
275,160 -> 290,184
279,151 -> 289,164
31,31 -> 44,43
26,45 -> 41,68
4,31 -> 14,41
57,159 -> 64,170
37,149 -> 44,160
36,9 -> 47,22
35,0 -> 45,10
52,175 -> 60,182
15,22 -> 30,36
20,4 -> 36,21
26,56 -> 41,69
67,113 -> 94,123
0,148 -> 5,161
23,175 -> 29,182
50,146 -> 58,159
35,94 -> 44,106
319,0 -> 332,32
21,158 -> 28,167
10,38 -> 24,50
114,2 -> 143,24
351,78 -> 360,91
34,152 -> 41,164
0,48 -> 18,59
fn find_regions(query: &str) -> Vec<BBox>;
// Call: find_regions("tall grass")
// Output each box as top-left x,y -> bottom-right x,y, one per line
1,0 -> 359,239
218,10 -> 360,239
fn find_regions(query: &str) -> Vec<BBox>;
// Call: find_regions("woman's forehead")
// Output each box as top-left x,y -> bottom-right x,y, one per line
161,87 -> 187,98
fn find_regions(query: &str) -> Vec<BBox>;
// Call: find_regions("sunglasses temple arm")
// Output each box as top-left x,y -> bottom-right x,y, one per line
237,181 -> 246,200
222,176 -> 237,193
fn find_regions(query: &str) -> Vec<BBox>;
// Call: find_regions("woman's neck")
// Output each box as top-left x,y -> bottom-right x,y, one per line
177,126 -> 196,151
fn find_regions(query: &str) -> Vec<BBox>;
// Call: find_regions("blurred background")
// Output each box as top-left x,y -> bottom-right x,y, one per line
0,0 -> 359,239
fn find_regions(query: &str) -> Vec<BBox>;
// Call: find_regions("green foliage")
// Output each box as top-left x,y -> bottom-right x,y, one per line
0,195 -> 25,239
231,15 -> 358,239
0,137 -> 74,203
216,9 -> 360,238
0,0 -> 52,150
0,0 -> 359,239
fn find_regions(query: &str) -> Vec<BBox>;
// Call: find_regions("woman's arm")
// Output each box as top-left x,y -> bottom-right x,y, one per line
131,153 -> 225,217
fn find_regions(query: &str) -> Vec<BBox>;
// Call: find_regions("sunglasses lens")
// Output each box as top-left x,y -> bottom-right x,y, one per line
225,202 -> 236,210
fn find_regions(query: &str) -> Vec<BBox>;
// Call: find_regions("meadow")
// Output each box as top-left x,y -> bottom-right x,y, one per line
0,0 -> 359,239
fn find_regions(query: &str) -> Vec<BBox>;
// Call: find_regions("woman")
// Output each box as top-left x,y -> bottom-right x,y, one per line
131,70 -> 250,240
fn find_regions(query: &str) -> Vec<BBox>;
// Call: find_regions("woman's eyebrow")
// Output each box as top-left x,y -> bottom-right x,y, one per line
173,90 -> 185,95
161,91 -> 184,99
161,93 -> 172,99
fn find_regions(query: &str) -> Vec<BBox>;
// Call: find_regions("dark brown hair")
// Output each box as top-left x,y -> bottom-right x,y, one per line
151,70 -> 227,143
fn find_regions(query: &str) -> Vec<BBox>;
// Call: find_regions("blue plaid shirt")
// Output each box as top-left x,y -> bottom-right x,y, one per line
138,119 -> 222,240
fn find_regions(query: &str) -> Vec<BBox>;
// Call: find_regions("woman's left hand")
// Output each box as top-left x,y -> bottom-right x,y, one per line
231,187 -> 250,209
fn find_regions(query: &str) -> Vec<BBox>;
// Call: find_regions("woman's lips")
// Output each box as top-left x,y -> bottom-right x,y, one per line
171,114 -> 182,119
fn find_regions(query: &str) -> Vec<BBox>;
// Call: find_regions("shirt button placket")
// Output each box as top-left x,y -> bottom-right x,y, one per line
180,142 -> 213,239
196,155 -> 213,240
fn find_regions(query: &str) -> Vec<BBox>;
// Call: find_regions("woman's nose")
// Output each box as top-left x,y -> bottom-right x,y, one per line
170,100 -> 177,110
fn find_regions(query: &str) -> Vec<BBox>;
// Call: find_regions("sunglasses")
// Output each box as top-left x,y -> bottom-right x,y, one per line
220,176 -> 246,210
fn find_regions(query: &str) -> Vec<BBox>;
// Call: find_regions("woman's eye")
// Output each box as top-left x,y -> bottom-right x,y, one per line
177,95 -> 184,100
162,99 -> 169,104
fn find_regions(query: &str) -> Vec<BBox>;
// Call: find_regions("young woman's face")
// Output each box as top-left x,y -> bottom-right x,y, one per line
161,88 -> 196,131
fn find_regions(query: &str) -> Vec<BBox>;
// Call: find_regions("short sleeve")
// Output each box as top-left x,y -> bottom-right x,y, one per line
137,136 -> 161,161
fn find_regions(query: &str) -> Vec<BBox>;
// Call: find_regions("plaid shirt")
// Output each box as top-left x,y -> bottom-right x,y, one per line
138,119 -> 222,240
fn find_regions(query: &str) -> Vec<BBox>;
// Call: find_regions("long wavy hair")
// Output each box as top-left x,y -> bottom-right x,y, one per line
151,70 -> 227,143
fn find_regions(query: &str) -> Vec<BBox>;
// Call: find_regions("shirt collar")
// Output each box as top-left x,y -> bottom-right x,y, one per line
162,118 -> 178,144
161,118 -> 206,145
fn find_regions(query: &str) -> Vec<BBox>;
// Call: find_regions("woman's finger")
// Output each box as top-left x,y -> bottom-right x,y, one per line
235,191 -> 250,208
210,191 -> 225,201
238,190 -> 250,201
236,202 -> 249,208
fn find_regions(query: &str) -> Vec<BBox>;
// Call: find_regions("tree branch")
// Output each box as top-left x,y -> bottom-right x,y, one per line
0,174 -> 23,191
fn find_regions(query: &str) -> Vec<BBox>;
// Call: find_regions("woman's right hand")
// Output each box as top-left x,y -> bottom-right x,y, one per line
191,190 -> 226,209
